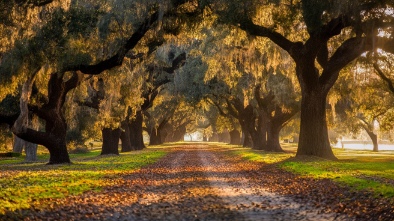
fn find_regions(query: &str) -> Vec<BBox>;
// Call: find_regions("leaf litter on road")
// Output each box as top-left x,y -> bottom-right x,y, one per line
1,144 -> 393,220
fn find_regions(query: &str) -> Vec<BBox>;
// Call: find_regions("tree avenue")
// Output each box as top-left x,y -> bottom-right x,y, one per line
0,0 -> 196,164
1,0 -> 394,163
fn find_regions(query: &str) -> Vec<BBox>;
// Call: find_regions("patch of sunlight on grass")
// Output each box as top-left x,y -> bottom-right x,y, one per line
232,150 -> 293,164
0,148 -> 166,214
223,143 -> 394,199
280,154 -> 394,198
214,143 -> 294,164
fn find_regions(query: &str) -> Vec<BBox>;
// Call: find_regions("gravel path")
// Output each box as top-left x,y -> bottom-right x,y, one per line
6,144 -> 356,221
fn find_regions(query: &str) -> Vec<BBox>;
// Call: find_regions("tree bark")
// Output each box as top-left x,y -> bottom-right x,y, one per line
257,112 -> 268,150
364,129 -> 378,152
101,128 -> 121,155
371,133 -> 378,152
296,87 -> 336,159
120,121 -> 133,152
129,110 -> 145,150
25,142 -> 37,162
12,72 -> 84,164
266,122 -> 284,152
210,133 -> 219,142
218,133 -> 224,142
47,140 -> 70,164
241,130 -> 253,147
13,133 -> 39,161
243,106 -> 263,150
149,129 -> 162,145
229,129 -> 240,145
12,135 -> 24,153
249,130 -> 263,150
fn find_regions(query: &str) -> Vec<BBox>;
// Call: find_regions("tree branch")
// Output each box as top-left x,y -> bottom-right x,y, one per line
68,11 -> 160,75
238,18 -> 297,54
373,63 -> 394,94
319,37 -> 367,90
65,71 -> 84,93
254,85 -> 275,111
225,99 -> 239,118
162,52 -> 187,73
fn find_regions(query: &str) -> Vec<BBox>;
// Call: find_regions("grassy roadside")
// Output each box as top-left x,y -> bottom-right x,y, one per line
226,143 -> 394,199
0,147 -> 167,214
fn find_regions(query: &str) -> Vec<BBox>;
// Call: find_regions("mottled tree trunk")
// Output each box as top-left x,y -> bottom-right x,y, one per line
25,115 -> 39,161
25,142 -> 37,162
12,135 -> 25,153
101,128 -> 121,155
13,135 -> 39,161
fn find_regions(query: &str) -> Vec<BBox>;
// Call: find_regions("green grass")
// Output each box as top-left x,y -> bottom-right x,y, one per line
0,148 -> 167,214
226,144 -> 394,199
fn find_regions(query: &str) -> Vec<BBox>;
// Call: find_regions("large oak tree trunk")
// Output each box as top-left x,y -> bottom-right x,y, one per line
258,112 -> 268,150
245,115 -> 263,150
171,125 -> 186,142
101,128 -> 121,155
149,130 -> 162,145
241,130 -> 253,147
129,110 -> 145,150
45,108 -> 71,164
250,130 -> 263,150
229,129 -> 241,145
12,72 -> 84,164
266,122 -> 284,152
210,133 -> 219,142
120,121 -> 133,152
47,140 -> 70,164
296,88 -> 336,159
218,133 -> 225,142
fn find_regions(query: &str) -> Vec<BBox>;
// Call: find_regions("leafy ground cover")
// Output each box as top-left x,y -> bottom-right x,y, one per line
0,147 -> 167,214
228,143 -> 394,199
0,143 -> 393,220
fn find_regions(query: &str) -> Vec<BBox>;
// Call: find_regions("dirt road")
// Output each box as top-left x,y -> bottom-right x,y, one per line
10,144 -> 359,221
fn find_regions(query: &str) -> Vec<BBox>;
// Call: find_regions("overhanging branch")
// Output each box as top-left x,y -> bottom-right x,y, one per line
373,63 -> 394,94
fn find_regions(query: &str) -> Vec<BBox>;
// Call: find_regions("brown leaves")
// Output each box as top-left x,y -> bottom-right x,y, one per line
1,144 -> 393,220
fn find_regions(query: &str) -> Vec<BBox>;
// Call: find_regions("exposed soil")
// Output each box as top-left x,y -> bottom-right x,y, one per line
2,144 -> 393,220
